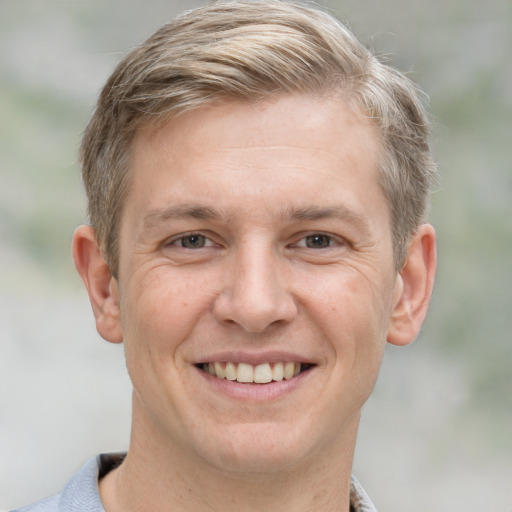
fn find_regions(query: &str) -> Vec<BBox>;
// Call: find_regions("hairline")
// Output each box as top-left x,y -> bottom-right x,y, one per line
82,1 -> 435,278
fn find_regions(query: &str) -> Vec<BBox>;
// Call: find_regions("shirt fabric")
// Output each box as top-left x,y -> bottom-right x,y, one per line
12,453 -> 377,512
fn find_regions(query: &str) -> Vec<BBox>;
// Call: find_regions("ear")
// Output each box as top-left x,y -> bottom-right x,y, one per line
72,225 -> 123,344
387,223 -> 437,346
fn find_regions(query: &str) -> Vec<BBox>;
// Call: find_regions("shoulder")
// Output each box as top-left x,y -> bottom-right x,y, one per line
10,453 -> 125,512
10,494 -> 59,512
350,475 -> 378,512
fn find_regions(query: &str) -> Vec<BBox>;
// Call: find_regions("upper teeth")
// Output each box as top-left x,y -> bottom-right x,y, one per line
204,362 -> 301,383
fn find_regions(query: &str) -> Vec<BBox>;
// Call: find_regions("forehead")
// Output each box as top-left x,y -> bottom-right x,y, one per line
126,94 -> 386,227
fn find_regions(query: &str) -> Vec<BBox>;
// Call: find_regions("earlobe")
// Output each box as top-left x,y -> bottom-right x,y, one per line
387,223 -> 437,346
72,225 -> 123,344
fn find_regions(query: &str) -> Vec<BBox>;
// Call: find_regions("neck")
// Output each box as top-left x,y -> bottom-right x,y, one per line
100,407 -> 359,512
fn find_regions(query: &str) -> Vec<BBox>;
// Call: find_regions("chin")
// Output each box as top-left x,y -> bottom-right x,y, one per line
193,422 -> 324,476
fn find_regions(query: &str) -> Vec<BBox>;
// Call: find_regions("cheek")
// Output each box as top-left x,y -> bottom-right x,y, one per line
120,269 -> 218,363
302,269 -> 392,373
306,267 -> 392,327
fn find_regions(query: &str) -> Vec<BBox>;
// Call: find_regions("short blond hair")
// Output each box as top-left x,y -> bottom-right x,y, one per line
80,0 -> 437,277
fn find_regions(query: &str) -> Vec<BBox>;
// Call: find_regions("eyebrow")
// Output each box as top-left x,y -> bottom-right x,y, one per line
288,205 -> 365,224
142,203 -> 371,233
143,204 -> 225,231
287,205 -> 372,235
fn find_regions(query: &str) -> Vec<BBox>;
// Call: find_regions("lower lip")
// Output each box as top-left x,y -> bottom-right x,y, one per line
195,366 -> 313,402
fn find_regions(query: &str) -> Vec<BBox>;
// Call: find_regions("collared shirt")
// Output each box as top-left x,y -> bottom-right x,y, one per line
12,453 -> 377,512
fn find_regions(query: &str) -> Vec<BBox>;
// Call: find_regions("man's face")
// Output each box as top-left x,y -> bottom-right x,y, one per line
113,95 -> 402,473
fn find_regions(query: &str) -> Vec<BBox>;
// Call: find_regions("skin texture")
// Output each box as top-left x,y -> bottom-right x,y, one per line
73,94 -> 436,512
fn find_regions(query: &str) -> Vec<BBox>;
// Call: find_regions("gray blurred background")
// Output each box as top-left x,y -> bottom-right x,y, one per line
1,0 -> 510,510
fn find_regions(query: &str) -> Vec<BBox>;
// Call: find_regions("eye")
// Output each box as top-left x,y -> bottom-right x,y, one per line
171,234 -> 212,249
303,234 -> 333,249
294,233 -> 341,249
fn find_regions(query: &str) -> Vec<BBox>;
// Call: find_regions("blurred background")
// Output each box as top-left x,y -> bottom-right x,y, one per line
0,0 -> 510,510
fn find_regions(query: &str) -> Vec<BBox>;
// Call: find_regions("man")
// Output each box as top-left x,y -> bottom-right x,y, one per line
15,1 -> 437,511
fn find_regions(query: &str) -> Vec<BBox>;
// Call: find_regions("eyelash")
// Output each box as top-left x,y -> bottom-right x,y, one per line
293,233 -> 342,249
167,233 -> 216,249
166,232 -> 345,250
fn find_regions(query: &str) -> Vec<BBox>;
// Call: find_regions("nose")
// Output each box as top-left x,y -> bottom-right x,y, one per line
213,245 -> 298,333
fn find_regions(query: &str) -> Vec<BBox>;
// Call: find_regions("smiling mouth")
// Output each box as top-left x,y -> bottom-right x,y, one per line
198,362 -> 313,384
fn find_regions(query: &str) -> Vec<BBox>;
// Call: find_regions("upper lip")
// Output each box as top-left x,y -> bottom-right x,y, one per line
193,351 -> 315,366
